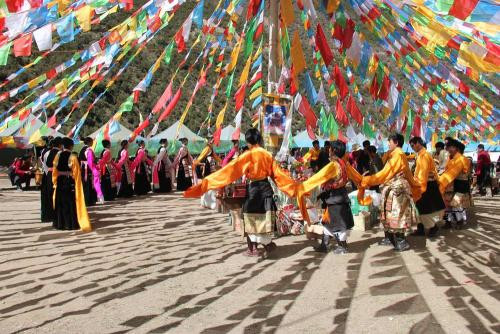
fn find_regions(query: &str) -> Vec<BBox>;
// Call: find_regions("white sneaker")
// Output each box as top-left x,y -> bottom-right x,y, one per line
97,198 -> 105,205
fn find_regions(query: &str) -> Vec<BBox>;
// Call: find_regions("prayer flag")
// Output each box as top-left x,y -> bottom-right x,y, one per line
335,98 -> 348,126
315,23 -> 333,66
291,31 -> 306,74
13,33 -> 32,57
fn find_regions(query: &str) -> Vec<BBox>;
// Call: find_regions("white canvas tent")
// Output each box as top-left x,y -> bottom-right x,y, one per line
90,121 -> 134,142
151,120 -> 205,142
220,125 -> 245,141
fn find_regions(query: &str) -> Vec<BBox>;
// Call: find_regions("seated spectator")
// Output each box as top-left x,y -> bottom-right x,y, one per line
14,155 -> 33,191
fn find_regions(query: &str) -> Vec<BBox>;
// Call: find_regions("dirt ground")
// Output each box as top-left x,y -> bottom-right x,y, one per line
0,177 -> 498,334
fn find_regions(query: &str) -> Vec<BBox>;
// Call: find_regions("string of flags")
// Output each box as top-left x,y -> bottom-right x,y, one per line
0,0 -> 497,150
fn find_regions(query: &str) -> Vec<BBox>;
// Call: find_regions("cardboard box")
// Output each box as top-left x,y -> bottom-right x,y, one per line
353,211 -> 371,231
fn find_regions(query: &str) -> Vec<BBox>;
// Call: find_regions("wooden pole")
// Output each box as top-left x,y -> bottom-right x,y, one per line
267,0 -> 279,94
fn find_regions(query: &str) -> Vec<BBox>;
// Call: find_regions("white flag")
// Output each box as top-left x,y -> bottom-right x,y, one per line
33,24 -> 53,51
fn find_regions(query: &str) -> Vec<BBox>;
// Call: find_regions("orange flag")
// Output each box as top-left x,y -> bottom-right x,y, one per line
280,0 -> 295,27
291,30 -> 306,75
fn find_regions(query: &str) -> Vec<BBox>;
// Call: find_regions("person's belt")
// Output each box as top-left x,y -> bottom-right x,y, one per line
57,171 -> 72,177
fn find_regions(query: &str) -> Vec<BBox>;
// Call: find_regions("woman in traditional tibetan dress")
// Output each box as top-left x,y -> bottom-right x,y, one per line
116,140 -> 134,198
409,136 -> 445,237
193,142 -> 221,209
99,139 -> 118,201
173,138 -> 194,191
79,137 -> 104,206
297,140 -> 355,254
358,133 -> 421,252
41,137 -> 62,222
52,137 -> 91,232
184,128 -> 297,257
439,139 -> 473,229
133,140 -> 152,195
152,139 -> 174,193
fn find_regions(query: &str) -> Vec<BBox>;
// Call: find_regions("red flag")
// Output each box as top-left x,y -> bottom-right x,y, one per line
369,75 -> 379,99
335,99 -> 349,126
47,115 -> 57,128
130,119 -> 150,142
315,23 -> 333,66
158,88 -> 182,122
458,81 -> 470,97
378,75 -> 390,101
121,0 -> 133,11
5,0 -> 24,13
448,0 -> 479,20
246,0 -> 261,19
174,29 -> 186,53
411,116 -> 422,137
346,95 -> 363,125
306,124 -> 317,140
27,0 -> 42,7
152,82 -> 173,114
234,84 -> 246,111
133,90 -> 140,103
13,34 -> 32,57
298,95 -> 318,130
333,65 -> 349,101
213,126 -> 223,146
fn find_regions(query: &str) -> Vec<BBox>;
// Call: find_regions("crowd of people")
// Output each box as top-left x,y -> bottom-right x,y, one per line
185,129 -> 496,257
5,129 -> 497,259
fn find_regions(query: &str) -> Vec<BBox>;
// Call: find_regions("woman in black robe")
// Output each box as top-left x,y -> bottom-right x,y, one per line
41,137 -> 62,222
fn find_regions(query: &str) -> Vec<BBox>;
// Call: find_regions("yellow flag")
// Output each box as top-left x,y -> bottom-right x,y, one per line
75,5 -> 92,32
55,79 -> 68,95
291,31 -> 306,74
249,87 -> 262,100
228,40 -> 242,73
215,103 -> 227,128
239,56 -> 252,86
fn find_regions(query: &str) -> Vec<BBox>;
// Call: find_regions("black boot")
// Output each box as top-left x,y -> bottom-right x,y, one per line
428,224 -> 439,238
333,240 -> 348,255
411,223 -> 425,236
378,231 -> 394,246
393,233 -> 410,252
314,234 -> 329,253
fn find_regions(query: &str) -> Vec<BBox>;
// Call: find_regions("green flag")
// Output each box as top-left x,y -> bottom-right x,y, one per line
226,72 -> 235,98
119,95 -> 134,113
0,42 -> 12,66
164,42 -> 175,65
244,18 -> 257,59
363,119 -> 375,138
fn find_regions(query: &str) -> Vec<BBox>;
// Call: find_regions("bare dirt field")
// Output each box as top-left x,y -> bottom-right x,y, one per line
0,178 -> 498,334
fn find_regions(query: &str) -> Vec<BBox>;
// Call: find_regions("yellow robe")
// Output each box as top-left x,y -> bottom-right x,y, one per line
413,148 -> 439,196
438,153 -> 470,194
193,144 -> 222,168
52,152 -> 91,232
303,147 -> 320,163
359,147 -> 421,205
184,146 -> 297,198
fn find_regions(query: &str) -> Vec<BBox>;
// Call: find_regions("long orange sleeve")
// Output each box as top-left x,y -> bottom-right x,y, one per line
438,153 -> 467,194
184,146 -> 297,198
297,161 -> 341,225
359,148 -> 420,203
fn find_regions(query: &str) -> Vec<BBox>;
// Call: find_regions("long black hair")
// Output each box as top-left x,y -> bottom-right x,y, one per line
245,128 -> 262,146
117,139 -> 128,160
